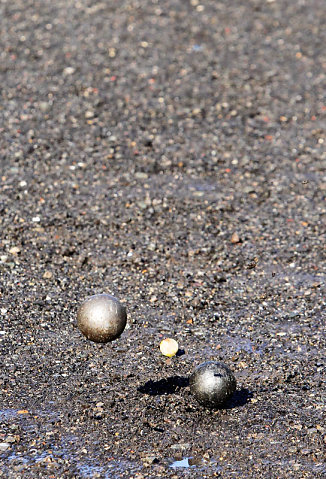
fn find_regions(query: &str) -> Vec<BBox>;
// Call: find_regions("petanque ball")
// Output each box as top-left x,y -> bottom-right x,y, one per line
77,293 -> 127,343
190,361 -> 236,408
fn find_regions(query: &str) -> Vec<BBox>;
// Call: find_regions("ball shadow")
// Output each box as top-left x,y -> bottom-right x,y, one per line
224,388 -> 252,409
138,376 -> 189,396
176,348 -> 185,357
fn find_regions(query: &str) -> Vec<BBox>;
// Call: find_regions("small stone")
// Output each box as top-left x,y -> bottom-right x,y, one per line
43,271 -> 53,279
137,201 -> 147,209
0,443 -> 10,452
39,102 -> 51,112
160,338 -> 179,357
170,443 -> 191,450
4,436 -> 16,444
135,172 -> 148,179
63,66 -> 75,75
141,454 -> 159,465
77,293 -> 127,343
94,410 -> 104,419
85,111 -> 95,119
189,361 -> 236,408
231,232 -> 241,244
9,246 -> 20,255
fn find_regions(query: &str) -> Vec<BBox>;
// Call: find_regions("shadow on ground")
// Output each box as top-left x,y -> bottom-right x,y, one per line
138,377 -> 251,409
224,388 -> 253,409
138,376 -> 189,395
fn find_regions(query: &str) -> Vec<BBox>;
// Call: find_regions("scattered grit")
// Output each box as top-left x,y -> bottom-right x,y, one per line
0,0 -> 325,478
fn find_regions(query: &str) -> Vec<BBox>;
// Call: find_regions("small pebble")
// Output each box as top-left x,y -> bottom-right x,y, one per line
9,246 -> 20,255
160,338 -> 179,357
77,293 -> 127,343
190,361 -> 236,408
231,232 -> 241,244
0,443 -> 10,452
85,110 -> 95,119
63,66 -> 75,75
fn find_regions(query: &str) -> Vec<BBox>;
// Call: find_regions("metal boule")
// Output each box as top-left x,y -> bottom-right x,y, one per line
77,293 -> 127,343
190,361 -> 236,408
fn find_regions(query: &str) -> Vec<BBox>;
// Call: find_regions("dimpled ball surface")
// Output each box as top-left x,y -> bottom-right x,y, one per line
77,293 -> 127,343
190,361 -> 236,408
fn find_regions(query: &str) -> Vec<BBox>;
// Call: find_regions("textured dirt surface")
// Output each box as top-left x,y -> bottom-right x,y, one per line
0,0 -> 325,477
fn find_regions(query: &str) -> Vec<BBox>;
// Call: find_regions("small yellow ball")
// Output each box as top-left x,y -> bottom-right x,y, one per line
159,338 -> 179,357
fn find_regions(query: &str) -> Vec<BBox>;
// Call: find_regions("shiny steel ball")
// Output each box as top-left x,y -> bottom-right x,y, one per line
190,361 -> 236,408
77,293 -> 127,343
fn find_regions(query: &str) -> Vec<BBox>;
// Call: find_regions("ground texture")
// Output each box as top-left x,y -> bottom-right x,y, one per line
0,0 -> 325,477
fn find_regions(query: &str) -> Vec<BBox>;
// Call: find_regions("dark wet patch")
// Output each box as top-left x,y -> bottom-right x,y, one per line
4,431 -> 141,478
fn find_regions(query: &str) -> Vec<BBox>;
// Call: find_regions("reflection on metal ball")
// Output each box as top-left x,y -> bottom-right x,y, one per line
77,293 -> 127,343
190,361 -> 236,408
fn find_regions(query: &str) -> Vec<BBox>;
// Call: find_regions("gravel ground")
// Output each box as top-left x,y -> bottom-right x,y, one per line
0,0 -> 325,477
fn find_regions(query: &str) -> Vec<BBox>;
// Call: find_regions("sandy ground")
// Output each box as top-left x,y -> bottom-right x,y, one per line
0,0 -> 325,477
